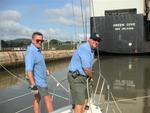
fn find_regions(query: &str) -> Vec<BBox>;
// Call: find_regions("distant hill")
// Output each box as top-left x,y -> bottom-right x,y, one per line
11,38 -> 31,43
1,38 -> 31,48
1,38 -> 76,50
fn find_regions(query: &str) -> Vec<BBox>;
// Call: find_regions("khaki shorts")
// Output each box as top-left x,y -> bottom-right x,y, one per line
37,86 -> 49,97
68,72 -> 88,105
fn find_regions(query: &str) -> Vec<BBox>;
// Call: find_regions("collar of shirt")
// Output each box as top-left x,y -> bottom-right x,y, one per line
31,43 -> 41,52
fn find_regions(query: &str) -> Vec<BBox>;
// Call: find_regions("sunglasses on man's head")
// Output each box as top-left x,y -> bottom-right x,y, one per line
36,39 -> 44,43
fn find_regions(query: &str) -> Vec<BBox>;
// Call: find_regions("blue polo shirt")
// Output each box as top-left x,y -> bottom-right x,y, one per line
25,44 -> 47,87
68,42 -> 94,76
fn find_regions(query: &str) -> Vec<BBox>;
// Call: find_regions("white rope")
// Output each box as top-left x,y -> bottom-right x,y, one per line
105,85 -> 110,113
112,109 -> 116,113
98,79 -> 105,102
93,75 -> 101,100
14,92 -> 70,113
0,92 -> 32,105
95,71 -> 123,113
0,63 -> 28,84
48,74 -> 69,93
110,92 -> 123,113
0,63 -> 70,104
86,78 -> 90,100
15,105 -> 33,113
86,78 -> 94,113
101,95 -> 150,104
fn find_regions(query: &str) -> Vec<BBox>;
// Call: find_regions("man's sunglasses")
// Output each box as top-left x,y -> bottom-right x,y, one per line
36,39 -> 44,43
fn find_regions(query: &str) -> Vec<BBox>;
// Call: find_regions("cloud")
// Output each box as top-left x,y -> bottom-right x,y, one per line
0,10 -> 72,41
43,3 -> 91,41
0,10 -> 34,40
0,10 -> 21,22
0,10 -> 58,40
44,3 -> 90,27
0,2 -> 90,41
43,28 -> 74,41
0,21 -> 32,39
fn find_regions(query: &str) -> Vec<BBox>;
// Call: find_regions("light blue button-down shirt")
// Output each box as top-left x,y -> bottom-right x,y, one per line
25,44 -> 47,87
68,42 -> 94,76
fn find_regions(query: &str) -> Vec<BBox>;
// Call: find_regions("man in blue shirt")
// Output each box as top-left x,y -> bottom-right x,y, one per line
68,33 -> 101,113
25,32 -> 53,113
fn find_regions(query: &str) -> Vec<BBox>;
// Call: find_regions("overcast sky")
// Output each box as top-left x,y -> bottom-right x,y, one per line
0,0 -> 91,41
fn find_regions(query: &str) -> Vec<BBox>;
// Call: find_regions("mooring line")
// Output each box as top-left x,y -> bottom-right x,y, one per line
115,95 -> 150,103
14,92 -> 70,113
0,63 -> 70,113
48,74 -> 69,93
0,63 -> 27,84
100,95 -> 150,105
0,92 -> 32,105
0,63 -> 70,100
15,105 -> 33,113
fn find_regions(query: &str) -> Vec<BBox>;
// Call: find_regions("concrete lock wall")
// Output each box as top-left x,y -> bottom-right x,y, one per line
0,50 -> 74,67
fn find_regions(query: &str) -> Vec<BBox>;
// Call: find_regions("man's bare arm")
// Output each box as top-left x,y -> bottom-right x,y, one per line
84,68 -> 93,78
26,71 -> 36,86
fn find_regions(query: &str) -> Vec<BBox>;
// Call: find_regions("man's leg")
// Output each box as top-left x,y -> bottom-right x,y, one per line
74,104 -> 84,113
33,94 -> 41,113
44,95 -> 53,113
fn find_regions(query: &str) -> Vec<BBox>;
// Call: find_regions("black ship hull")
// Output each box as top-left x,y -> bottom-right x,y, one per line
91,14 -> 150,54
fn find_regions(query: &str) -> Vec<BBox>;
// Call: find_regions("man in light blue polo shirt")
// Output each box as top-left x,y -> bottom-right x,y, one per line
25,32 -> 53,113
68,33 -> 101,113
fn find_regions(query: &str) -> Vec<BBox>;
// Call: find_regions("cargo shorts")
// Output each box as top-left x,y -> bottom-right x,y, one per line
37,86 -> 49,97
68,72 -> 88,105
